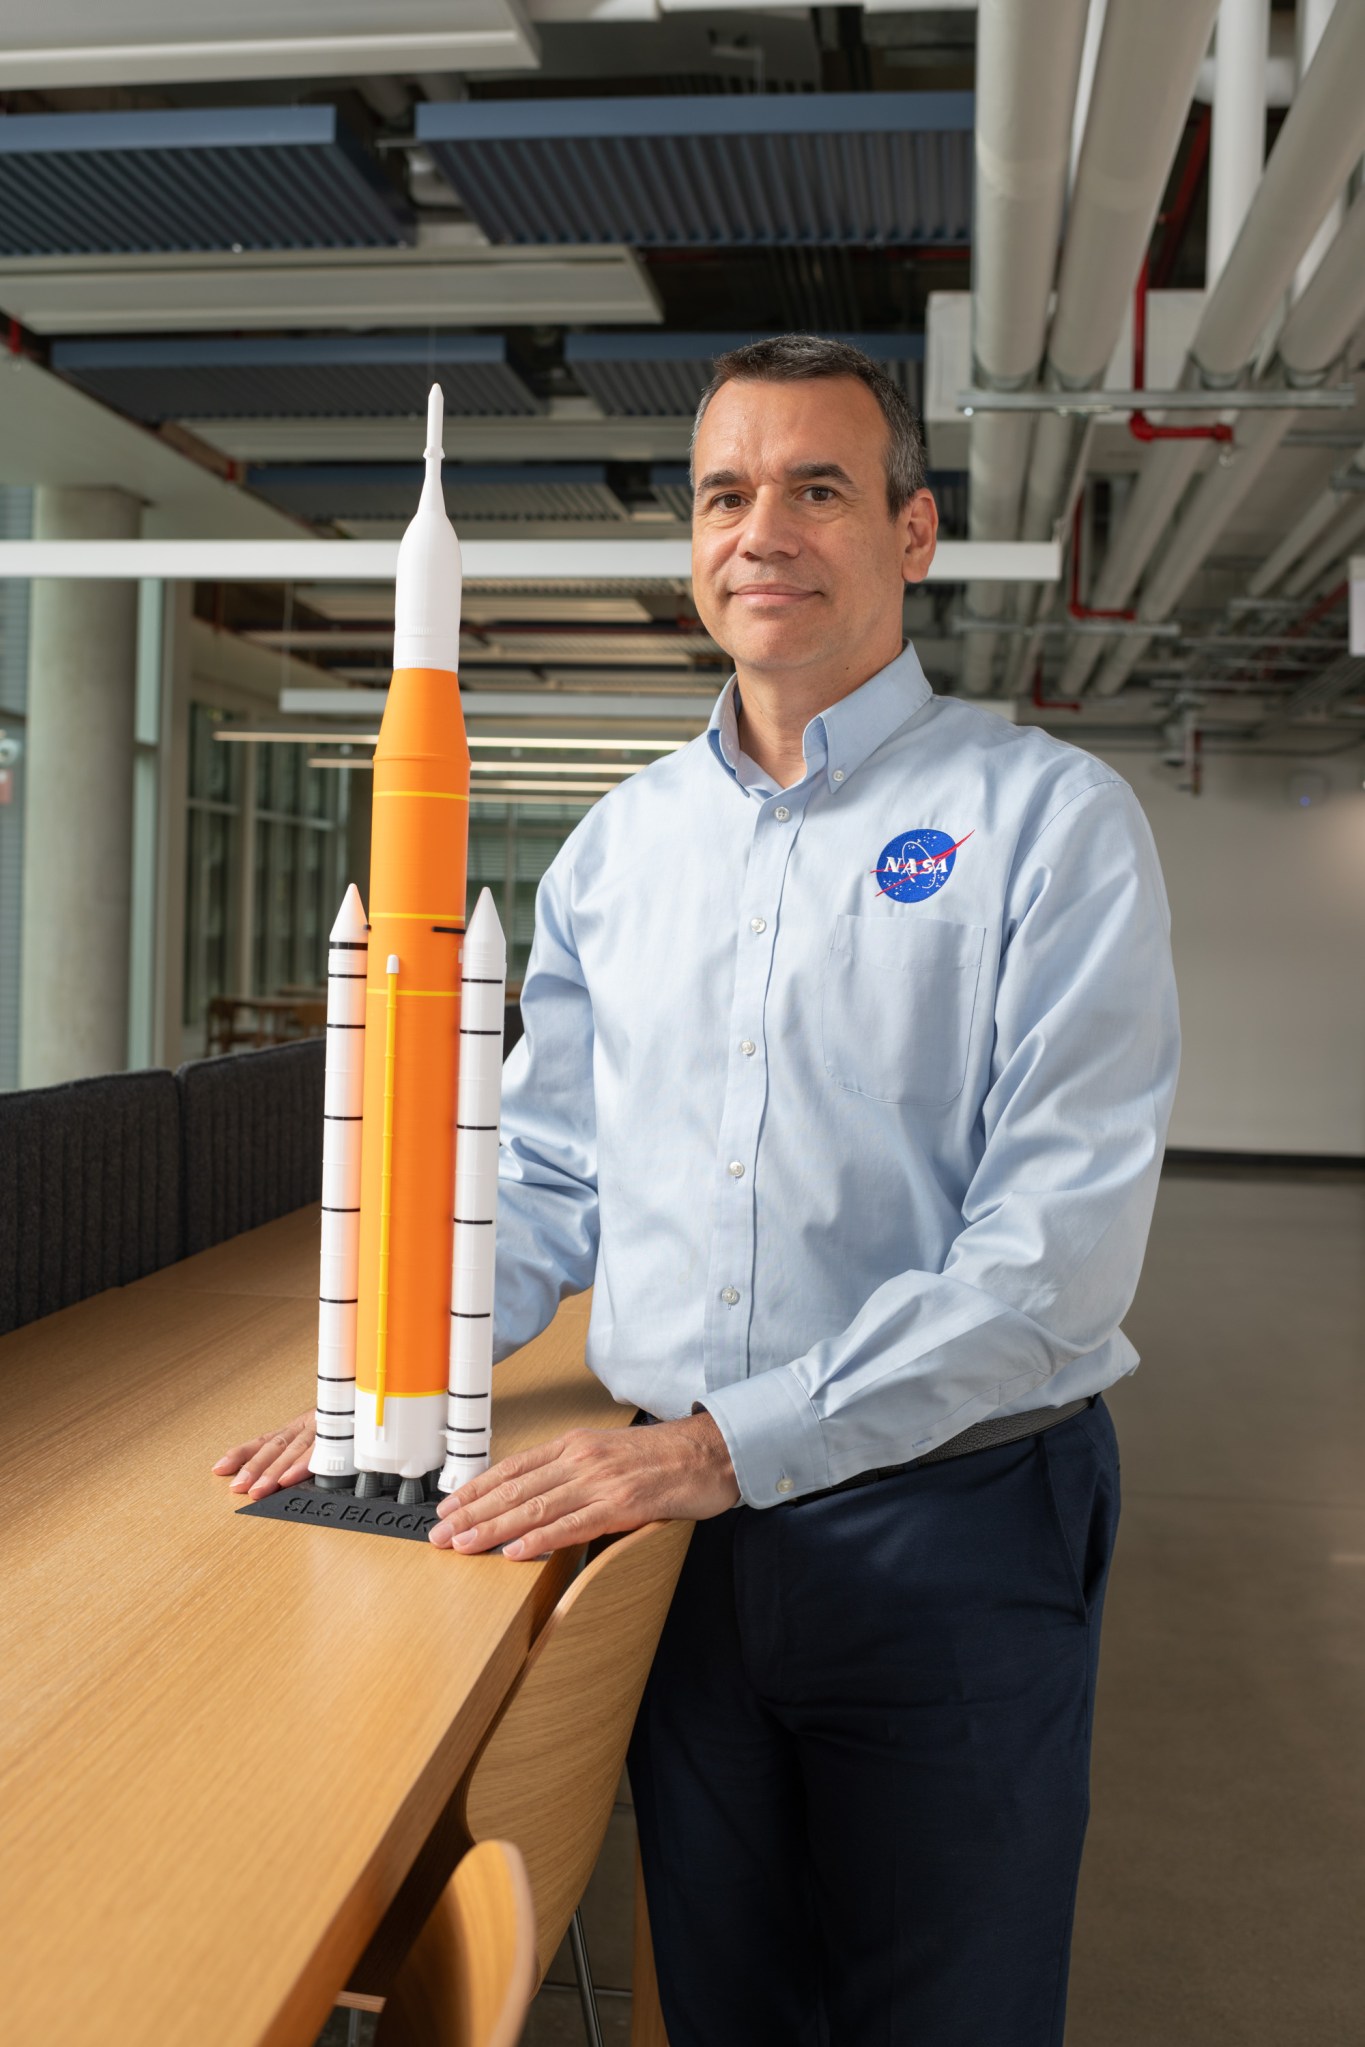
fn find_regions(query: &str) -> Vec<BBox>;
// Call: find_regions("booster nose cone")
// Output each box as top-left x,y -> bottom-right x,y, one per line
463,886 -> 506,969
393,382 -> 462,673
329,881 -> 369,945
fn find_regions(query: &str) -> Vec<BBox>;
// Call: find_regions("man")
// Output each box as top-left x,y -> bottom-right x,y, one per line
218,337 -> 1180,2044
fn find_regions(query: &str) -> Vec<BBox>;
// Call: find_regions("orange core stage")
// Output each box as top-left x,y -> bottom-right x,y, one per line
356,665 -> 471,1434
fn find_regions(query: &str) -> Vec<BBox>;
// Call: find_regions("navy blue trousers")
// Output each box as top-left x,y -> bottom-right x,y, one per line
628,1398 -> 1121,2047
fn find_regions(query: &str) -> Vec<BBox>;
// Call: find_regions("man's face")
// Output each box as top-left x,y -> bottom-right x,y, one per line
690,375 -> 937,681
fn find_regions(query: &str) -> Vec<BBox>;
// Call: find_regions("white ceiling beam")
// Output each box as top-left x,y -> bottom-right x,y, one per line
0,356 -> 301,540
0,540 -> 1061,583
0,244 -> 661,335
0,3 -> 539,87
190,412 -> 694,465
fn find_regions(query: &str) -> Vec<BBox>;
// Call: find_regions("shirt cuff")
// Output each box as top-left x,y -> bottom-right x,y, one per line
697,1368 -> 831,1509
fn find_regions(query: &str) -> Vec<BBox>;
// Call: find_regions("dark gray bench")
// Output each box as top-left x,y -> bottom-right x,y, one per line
0,1067 -> 182,1337
176,1038 -> 326,1257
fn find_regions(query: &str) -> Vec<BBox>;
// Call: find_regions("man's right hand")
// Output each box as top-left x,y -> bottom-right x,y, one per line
213,1412 -> 317,1499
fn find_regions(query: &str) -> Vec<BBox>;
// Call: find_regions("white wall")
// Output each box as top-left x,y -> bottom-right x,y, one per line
1090,741 -> 1365,1156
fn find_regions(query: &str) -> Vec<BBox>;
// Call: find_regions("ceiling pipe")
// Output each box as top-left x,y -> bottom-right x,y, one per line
1061,0 -> 1365,699
1281,490 -> 1365,597
1245,444 -> 1365,594
1000,0 -> 1220,699
1206,0 -> 1271,286
1067,0 -> 1109,196
1089,182 -> 1365,693
1019,0 -> 1221,547
1292,0 -> 1344,299
1189,0 -> 1365,384
959,0 -> 1091,695
1272,165 -> 1365,380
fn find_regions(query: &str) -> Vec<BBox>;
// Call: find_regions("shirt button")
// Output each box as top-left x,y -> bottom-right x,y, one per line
832,768 -> 845,783
720,1286 -> 740,1306
740,1039 -> 756,1056
774,805 -> 791,821
727,1160 -> 745,1178
776,1477 -> 794,1494
750,916 -> 767,935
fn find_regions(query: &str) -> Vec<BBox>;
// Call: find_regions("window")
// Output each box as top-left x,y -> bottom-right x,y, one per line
251,744 -> 349,996
183,704 -> 239,1034
182,720 -> 349,1054
466,801 -> 591,990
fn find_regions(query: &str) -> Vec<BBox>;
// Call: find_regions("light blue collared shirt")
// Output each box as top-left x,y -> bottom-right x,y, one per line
492,643 -> 1180,1508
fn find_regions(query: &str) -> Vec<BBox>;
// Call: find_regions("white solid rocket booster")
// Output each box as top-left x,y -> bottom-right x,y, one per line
308,883 -> 368,1487
440,886 -> 507,1492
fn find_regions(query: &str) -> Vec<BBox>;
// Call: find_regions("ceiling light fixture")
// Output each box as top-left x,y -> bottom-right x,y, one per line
218,730 -> 687,752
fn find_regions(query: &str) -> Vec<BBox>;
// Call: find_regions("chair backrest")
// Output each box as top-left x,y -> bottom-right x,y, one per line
0,1067 -> 181,1336
462,1518 -> 693,1983
374,1839 -> 536,2047
175,1037 -> 324,1254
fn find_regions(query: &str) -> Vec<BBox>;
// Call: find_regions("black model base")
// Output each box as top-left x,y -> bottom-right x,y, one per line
237,1479 -> 443,1543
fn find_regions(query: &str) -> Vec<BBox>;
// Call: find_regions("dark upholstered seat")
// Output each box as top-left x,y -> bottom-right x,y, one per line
0,1067 -> 182,1336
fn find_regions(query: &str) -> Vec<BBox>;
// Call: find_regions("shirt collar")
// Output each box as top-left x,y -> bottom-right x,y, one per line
706,641 -> 933,794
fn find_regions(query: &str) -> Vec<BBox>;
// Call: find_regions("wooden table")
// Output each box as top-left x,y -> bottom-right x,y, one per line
0,1206 -> 629,2047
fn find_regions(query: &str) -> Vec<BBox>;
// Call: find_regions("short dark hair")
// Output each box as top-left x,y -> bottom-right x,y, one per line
690,333 -> 927,517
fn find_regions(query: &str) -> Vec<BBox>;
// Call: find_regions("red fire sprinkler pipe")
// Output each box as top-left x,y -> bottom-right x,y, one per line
1129,256 -> 1234,447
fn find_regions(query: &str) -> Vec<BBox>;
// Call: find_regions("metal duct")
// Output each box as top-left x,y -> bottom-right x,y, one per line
1246,440 -> 1365,594
415,94 -> 974,248
1291,0 -> 1345,299
563,331 -> 925,419
1274,184 -> 1365,381
49,334 -> 541,423
1005,0 -> 1221,695
0,107 -> 409,256
1090,181 -> 1365,693
1063,0 -> 1365,696
247,464 -> 629,524
1281,490 -> 1365,596
960,0 -> 1090,694
1019,0 -> 1222,546
1191,0 -> 1365,380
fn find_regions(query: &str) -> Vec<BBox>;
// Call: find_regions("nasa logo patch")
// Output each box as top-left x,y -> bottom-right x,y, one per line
871,828 -> 974,904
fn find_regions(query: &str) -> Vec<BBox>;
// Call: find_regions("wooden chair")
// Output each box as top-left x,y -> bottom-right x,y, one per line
373,1839 -> 536,2047
341,1518 -> 693,2044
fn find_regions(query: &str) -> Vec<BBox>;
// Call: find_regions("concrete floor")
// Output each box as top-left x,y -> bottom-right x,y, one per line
1067,1162 -> 1365,2047
316,1164 -> 1365,2045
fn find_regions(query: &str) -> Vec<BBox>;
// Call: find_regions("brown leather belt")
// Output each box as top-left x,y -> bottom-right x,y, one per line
788,1394 -> 1097,1506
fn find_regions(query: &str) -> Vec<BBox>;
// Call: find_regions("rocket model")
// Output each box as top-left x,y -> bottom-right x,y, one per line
307,385 -> 507,1507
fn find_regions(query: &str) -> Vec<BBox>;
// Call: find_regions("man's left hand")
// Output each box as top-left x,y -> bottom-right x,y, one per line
430,1410 -> 740,1557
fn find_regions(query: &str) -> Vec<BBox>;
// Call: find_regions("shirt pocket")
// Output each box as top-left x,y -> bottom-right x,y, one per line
821,913 -> 987,1106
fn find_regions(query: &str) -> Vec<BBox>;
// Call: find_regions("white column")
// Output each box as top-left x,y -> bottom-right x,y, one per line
1208,0 -> 1271,287
19,486 -> 141,1087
